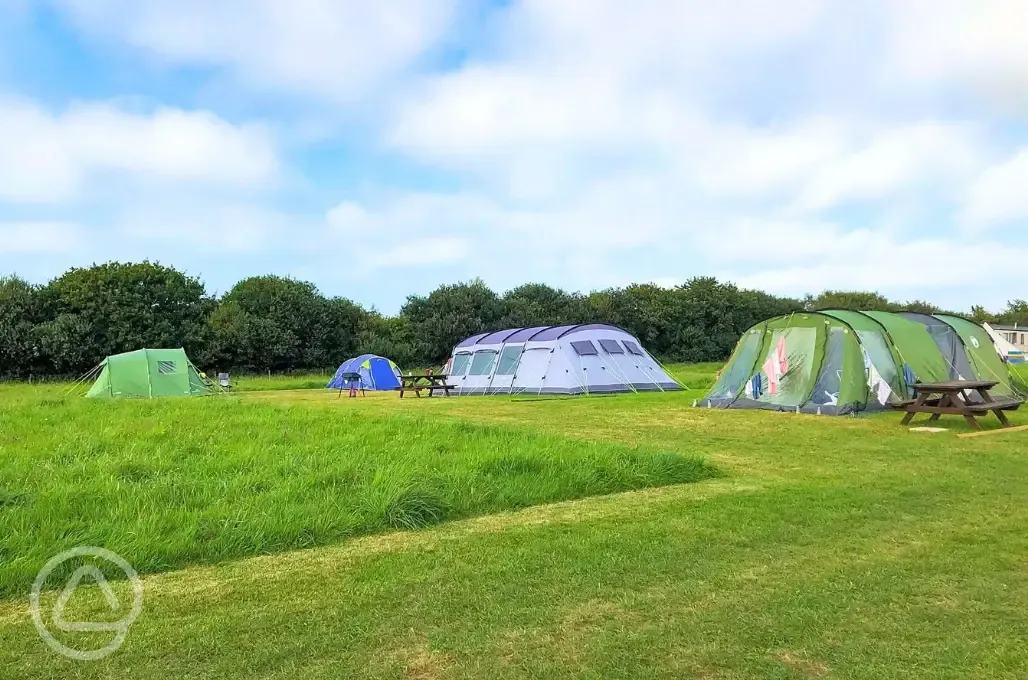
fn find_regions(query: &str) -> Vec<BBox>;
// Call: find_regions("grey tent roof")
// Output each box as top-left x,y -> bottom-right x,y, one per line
454,324 -> 624,348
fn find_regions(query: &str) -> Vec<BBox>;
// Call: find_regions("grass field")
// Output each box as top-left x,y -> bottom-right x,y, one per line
230,371 -> 337,392
0,377 -> 717,597
2,364 -> 1028,678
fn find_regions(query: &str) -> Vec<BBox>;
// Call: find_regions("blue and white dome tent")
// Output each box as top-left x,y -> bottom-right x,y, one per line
327,354 -> 402,391
444,324 -> 682,395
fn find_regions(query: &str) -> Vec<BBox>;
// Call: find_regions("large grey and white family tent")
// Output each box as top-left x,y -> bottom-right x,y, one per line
444,324 -> 681,395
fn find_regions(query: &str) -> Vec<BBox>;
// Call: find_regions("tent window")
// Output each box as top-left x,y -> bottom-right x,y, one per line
623,340 -> 644,355
450,353 -> 472,376
469,350 -> 498,376
495,345 -> 523,375
598,339 -> 624,354
570,340 -> 598,356
157,361 -> 177,374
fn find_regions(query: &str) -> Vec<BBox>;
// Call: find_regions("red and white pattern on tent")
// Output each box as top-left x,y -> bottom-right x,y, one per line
761,336 -> 788,395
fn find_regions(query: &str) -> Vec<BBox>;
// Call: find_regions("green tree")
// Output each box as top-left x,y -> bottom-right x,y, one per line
803,290 -> 896,311
200,300 -> 294,372
34,313 -> 95,376
970,305 -> 997,325
671,279 -> 803,363
499,283 -> 590,328
736,289 -> 803,328
357,313 -> 419,369
675,278 -> 748,362
400,280 -> 504,364
586,285 -> 672,356
997,300 -> 1028,326
322,297 -> 367,365
35,261 -> 211,375
0,276 -> 45,378
217,276 -> 366,371
902,299 -> 942,315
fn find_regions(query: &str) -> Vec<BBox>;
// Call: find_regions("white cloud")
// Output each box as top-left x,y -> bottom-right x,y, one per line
8,0 -> 1028,313
694,219 -> 877,264
376,0 -> 1024,309
727,233 -> 1028,305
962,149 -> 1028,227
115,203 -> 290,253
789,122 -> 988,213
371,237 -> 470,268
326,182 -> 673,254
391,67 -> 632,160
0,221 -> 83,253
314,185 -> 682,291
885,0 -> 1028,112
49,0 -> 457,99
505,0 -> 827,76
325,201 -> 375,236
386,1 -> 999,217
0,99 -> 278,204
691,119 -> 848,200
388,0 -> 838,197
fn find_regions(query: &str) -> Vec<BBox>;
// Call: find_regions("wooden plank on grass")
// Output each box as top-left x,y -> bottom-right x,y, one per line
957,424 -> 1028,439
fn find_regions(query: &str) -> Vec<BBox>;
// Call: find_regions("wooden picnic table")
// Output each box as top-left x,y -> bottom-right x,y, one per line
898,380 -> 1022,430
397,373 -> 455,398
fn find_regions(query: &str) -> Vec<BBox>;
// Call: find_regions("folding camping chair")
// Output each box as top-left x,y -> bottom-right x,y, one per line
338,371 -> 366,398
218,373 -> 233,391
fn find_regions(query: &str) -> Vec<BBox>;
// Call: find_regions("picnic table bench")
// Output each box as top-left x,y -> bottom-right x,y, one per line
397,373 -> 455,398
898,380 -> 1022,430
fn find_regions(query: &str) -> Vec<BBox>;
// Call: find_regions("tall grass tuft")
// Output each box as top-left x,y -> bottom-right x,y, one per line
0,388 -> 719,596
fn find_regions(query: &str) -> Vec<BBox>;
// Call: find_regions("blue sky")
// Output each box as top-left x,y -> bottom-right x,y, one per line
1,0 -> 1027,313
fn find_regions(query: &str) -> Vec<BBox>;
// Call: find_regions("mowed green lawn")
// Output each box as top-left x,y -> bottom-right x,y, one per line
2,364 -> 1028,679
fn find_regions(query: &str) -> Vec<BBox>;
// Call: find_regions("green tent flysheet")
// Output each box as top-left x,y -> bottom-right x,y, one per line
86,348 -> 210,399
704,310 -> 1017,414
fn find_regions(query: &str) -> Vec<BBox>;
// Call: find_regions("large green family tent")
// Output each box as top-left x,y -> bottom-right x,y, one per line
86,348 -> 210,399
703,310 -> 1018,414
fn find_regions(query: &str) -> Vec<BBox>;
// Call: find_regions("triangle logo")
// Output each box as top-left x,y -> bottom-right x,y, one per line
52,565 -> 124,633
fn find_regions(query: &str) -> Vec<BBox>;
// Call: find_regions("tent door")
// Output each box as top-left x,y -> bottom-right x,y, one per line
507,347 -> 551,394
489,372 -> 515,393
488,344 -> 526,393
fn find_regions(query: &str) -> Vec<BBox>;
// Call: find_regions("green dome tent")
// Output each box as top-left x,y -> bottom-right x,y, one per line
86,348 -> 210,399
704,310 -> 1017,414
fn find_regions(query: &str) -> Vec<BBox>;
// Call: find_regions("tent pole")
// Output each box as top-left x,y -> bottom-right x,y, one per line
144,349 -> 153,398
558,343 -> 589,396
485,343 -> 501,395
539,347 -> 557,396
596,350 -> 636,393
643,354 -> 668,392
647,351 -> 683,391
507,347 -> 524,395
